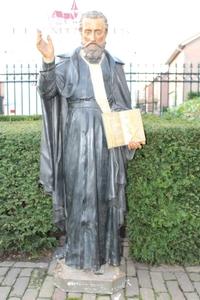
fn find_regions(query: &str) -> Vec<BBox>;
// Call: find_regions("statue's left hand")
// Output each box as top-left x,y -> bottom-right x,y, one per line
128,140 -> 144,150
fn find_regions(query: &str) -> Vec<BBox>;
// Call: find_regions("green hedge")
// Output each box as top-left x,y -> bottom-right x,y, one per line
0,115 -> 42,122
0,119 -> 57,255
127,115 -> 200,265
0,116 -> 200,264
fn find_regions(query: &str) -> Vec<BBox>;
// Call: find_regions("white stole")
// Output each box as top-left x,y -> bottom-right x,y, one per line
81,52 -> 111,113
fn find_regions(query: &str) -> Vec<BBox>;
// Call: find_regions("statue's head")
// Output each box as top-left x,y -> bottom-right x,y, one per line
79,11 -> 108,63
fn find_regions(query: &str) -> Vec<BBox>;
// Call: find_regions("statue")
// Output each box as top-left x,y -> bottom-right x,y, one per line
36,10 -> 143,274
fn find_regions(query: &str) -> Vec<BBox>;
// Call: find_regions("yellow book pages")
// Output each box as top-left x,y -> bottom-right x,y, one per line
102,109 -> 146,149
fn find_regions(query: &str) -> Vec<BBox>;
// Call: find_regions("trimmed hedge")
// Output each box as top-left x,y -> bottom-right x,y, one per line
0,116 -> 200,265
127,115 -> 200,265
0,115 -> 42,122
0,119 -> 57,255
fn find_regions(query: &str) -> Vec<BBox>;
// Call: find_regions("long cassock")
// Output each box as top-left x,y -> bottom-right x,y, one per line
38,47 -> 134,271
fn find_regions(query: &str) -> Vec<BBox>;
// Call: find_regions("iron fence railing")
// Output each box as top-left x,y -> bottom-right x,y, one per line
0,63 -> 200,116
125,63 -> 200,114
0,64 -> 40,116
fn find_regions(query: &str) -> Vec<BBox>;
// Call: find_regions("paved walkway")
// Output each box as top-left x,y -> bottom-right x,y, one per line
0,240 -> 200,300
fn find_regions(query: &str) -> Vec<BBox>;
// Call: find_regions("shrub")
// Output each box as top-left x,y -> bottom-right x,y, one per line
186,91 -> 200,100
0,115 -> 42,122
0,120 -> 57,255
127,115 -> 200,265
1,116 -> 200,265
164,97 -> 200,120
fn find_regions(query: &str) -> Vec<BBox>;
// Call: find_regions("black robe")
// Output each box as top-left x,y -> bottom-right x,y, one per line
38,47 -> 134,271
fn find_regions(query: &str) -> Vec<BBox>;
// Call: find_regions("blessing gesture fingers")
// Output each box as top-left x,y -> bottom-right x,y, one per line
36,29 -> 55,63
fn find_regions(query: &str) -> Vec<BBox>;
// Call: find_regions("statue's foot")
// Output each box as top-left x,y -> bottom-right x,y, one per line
94,264 -> 105,275
53,246 -> 65,260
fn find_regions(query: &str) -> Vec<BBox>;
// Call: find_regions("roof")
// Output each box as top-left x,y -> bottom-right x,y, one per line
166,32 -> 200,65
52,11 -> 78,20
51,0 -> 78,21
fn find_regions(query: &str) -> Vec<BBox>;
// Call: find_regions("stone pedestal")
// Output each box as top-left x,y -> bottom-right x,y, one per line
53,259 -> 126,294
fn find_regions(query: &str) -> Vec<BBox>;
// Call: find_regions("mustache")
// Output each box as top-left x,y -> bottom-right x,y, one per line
82,42 -> 104,49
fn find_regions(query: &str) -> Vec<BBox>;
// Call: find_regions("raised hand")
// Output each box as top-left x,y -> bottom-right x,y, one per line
36,30 -> 55,63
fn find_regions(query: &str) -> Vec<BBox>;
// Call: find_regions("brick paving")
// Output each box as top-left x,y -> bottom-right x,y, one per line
0,241 -> 200,300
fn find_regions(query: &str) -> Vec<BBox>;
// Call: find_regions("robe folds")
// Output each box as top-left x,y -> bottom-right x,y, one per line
38,47 -> 134,271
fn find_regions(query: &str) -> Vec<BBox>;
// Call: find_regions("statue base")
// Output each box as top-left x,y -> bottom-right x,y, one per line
53,259 -> 126,294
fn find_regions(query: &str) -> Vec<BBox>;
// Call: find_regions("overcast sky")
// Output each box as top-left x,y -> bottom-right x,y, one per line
0,0 -> 200,64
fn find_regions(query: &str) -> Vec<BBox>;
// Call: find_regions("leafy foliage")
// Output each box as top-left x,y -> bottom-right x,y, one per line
1,116 -> 200,264
186,91 -> 200,100
0,115 -> 42,122
0,120 -> 57,255
164,97 -> 200,120
127,115 -> 200,265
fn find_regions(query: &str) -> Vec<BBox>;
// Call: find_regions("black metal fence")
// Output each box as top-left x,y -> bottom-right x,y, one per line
0,63 -> 200,115
0,64 -> 40,115
125,63 -> 200,114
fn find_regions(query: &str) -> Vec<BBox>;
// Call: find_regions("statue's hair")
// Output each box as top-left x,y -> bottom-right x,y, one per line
79,11 -> 108,32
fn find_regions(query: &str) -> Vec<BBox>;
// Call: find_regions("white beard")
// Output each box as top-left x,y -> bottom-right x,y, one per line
82,42 -> 105,64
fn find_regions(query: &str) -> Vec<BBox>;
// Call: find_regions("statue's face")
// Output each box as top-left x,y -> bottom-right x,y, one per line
81,17 -> 107,46
81,17 -> 107,63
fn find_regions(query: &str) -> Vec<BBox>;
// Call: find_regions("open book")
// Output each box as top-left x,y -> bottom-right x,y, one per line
102,109 -> 146,149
